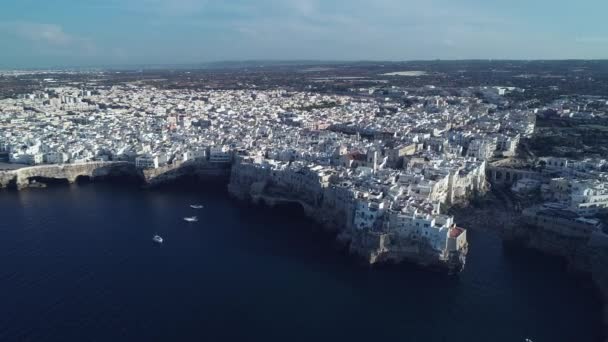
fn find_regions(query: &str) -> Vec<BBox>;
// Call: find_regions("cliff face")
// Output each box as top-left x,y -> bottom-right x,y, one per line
0,162 -> 139,189
2,160 -> 465,272
0,160 -> 231,190
347,229 -> 466,272
508,224 -> 608,334
143,160 -> 231,187
0,171 -> 15,188
452,200 -> 608,335
227,162 -> 466,273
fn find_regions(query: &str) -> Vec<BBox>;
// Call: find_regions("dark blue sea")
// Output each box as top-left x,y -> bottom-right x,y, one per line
0,182 -> 603,342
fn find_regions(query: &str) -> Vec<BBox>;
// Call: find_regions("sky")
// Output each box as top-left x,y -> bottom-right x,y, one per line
0,0 -> 607,68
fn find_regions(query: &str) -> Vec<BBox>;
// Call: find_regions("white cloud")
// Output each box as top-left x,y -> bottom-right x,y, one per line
4,0 -> 607,65
1,22 -> 72,46
0,21 -> 97,55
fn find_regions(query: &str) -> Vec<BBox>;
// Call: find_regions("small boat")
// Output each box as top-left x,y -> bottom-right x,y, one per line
152,235 -> 163,244
183,216 -> 198,222
190,204 -> 204,209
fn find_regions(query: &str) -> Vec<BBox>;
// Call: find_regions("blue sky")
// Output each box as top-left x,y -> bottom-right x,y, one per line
1,0 -> 607,68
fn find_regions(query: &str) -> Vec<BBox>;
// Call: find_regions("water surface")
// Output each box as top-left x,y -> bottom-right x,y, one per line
0,183 -> 602,341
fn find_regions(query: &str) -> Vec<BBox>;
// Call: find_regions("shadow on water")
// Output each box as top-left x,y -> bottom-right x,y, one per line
74,175 -> 92,184
147,174 -> 230,195
93,174 -> 145,186
235,196 -> 462,284
0,181 -> 604,341
502,239 -> 602,293
28,177 -> 70,187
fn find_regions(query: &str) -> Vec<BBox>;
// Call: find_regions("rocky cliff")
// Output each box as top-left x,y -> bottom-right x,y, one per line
451,195 -> 608,338
142,160 -> 231,187
504,223 -> 608,334
347,228 -> 466,272
0,162 -> 139,189
2,159 -> 465,273
227,163 -> 466,273
0,160 -> 231,190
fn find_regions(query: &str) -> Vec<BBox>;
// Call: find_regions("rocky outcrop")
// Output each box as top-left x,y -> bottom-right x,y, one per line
3,159 -> 465,273
0,171 -> 16,188
0,162 -> 139,189
142,160 -> 231,187
0,160 -> 231,190
506,223 -> 608,337
228,162 -> 466,272
451,195 -> 608,338
347,229 -> 467,273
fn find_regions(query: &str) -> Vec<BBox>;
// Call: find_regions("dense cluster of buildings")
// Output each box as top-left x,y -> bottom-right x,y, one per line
519,157 -> 608,237
2,79 -> 607,270
0,84 -> 539,263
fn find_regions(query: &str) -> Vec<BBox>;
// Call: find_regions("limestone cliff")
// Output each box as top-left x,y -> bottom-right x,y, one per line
503,222 -> 608,329
227,162 -> 466,273
142,160 -> 231,187
0,162 -> 139,189
0,160 -> 231,190
2,159 -> 466,272
451,199 -> 608,335
347,228 -> 466,272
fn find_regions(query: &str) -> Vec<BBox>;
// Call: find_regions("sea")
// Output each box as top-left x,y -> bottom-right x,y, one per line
0,181 -> 603,342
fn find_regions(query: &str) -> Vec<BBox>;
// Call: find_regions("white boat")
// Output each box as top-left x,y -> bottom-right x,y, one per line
184,216 -> 198,222
190,204 -> 204,209
152,235 -> 163,243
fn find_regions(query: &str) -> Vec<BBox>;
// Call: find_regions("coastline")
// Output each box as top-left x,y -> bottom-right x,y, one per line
1,160 -> 466,273
2,160 -> 606,339
226,160 -> 467,274
451,199 -> 608,341
1,177 -> 601,341
0,160 -> 230,190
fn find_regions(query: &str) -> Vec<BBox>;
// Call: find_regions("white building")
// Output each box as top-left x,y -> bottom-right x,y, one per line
209,146 -> 232,163
10,153 -> 43,165
354,199 -> 385,230
570,180 -> 608,217
135,154 -> 160,169
466,139 -> 496,160
44,151 -> 69,164
183,149 -> 207,162
388,208 -> 453,252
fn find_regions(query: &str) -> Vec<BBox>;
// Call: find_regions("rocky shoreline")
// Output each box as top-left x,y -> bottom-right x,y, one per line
450,194 -> 608,341
227,162 -> 467,273
3,161 -> 604,280
2,160 -> 606,337
0,160 -> 230,190
506,225 -> 608,340
1,160 -> 466,273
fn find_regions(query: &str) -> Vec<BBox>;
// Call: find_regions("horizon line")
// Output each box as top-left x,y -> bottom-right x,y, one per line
1,58 -> 608,71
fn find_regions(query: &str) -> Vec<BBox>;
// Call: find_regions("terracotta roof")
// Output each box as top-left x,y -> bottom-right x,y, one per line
449,227 -> 465,238
347,152 -> 367,161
